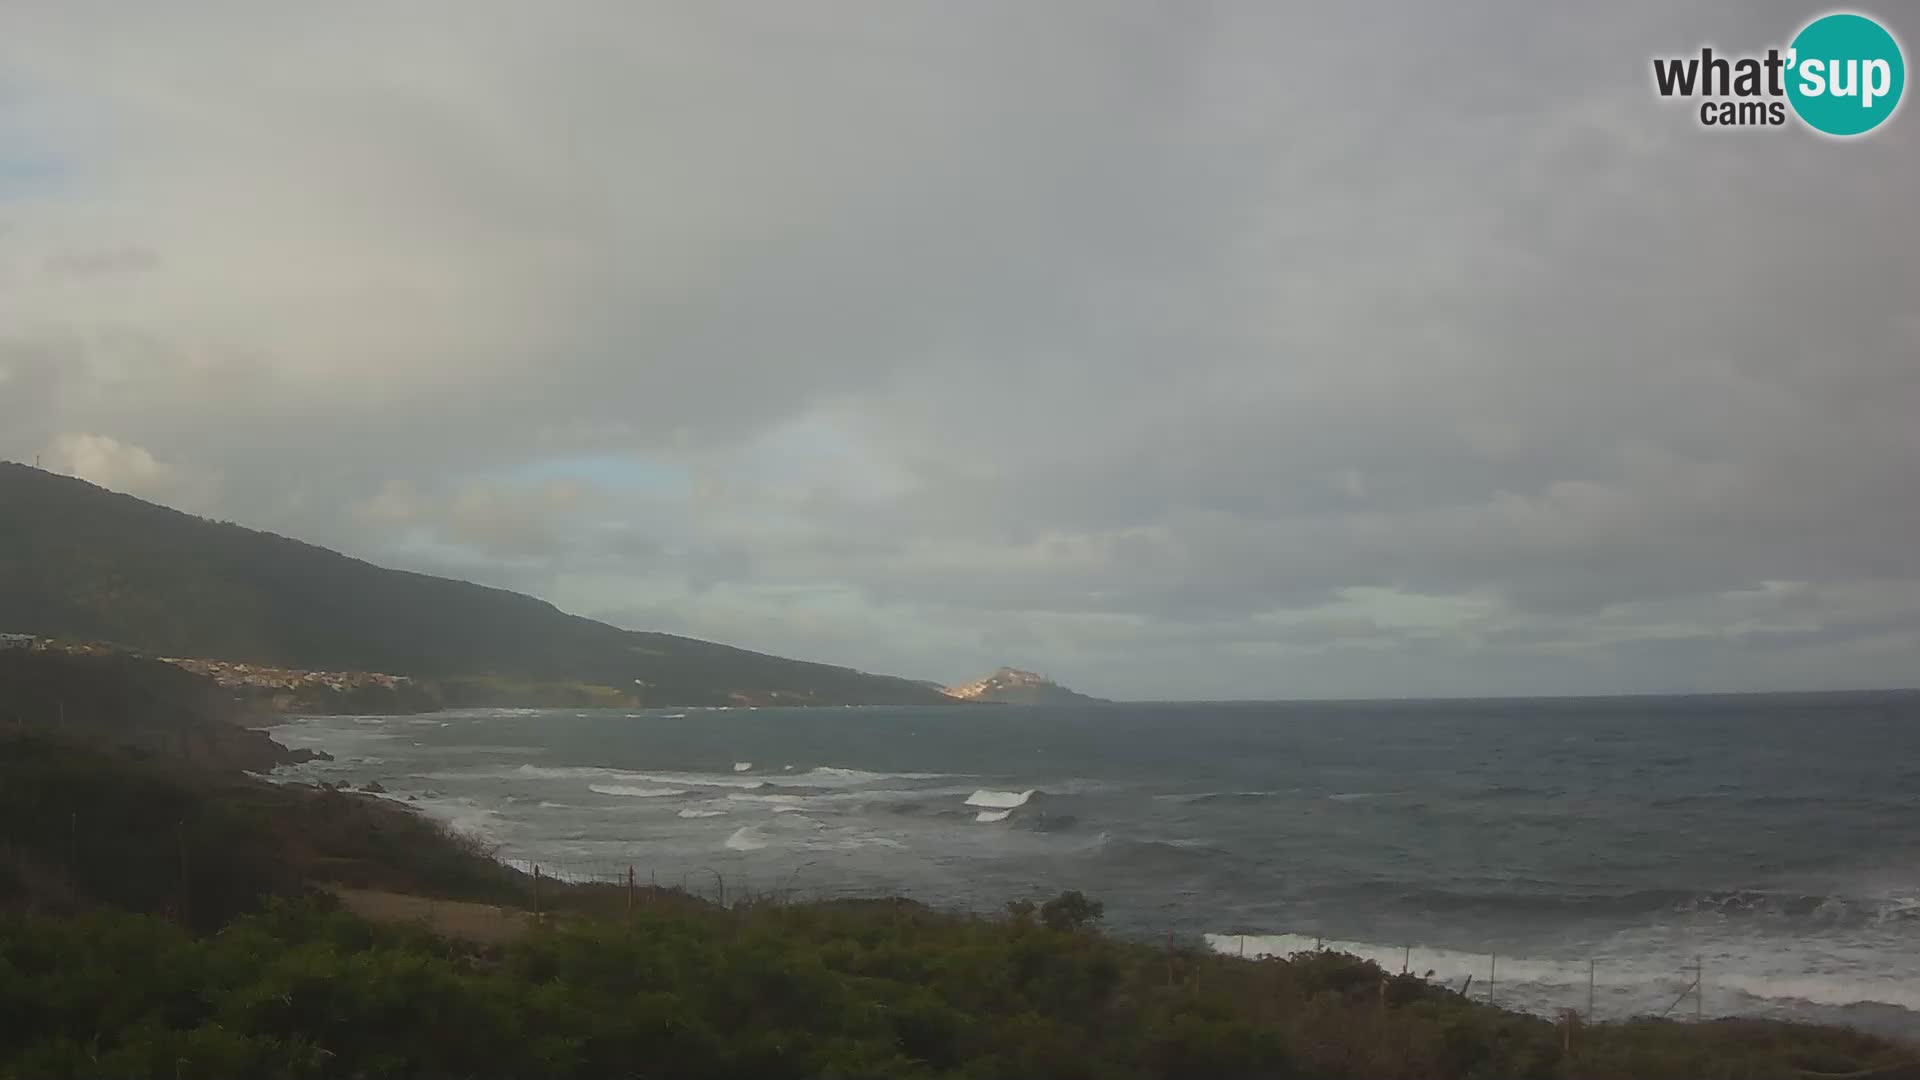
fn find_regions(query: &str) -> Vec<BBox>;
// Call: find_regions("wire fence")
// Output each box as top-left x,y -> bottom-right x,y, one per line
1212,935 -> 1715,1025
490,855 -> 1725,1027
496,857 -> 865,911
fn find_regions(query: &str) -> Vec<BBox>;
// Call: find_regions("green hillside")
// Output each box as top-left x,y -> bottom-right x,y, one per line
0,464 -> 950,706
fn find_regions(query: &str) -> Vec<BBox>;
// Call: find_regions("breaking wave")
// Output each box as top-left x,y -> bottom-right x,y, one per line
588,784 -> 687,798
511,764 -> 767,790
724,826 -> 768,851
966,789 -> 1036,809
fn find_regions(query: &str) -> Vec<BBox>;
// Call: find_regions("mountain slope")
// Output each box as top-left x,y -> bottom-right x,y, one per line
943,667 -> 1109,705
0,463 -> 951,706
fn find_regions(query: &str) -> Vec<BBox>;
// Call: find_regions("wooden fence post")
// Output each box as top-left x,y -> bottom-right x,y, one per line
627,865 -> 635,916
532,865 -> 541,918
176,819 -> 189,927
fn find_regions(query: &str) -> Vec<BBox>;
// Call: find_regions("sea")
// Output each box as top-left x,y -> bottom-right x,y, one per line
266,692 -> 1920,1035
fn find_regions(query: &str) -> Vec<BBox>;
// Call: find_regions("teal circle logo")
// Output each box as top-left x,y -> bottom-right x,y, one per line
1786,13 -> 1905,136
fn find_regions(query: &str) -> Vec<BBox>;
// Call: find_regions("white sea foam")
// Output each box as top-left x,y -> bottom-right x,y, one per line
733,761 -> 753,772
724,826 -> 768,851
975,809 -> 1013,823
404,795 -> 502,842
677,807 -> 728,818
510,764 -> 767,790
726,792 -> 809,806
588,784 -> 688,798
966,789 -> 1036,809
800,766 -> 948,784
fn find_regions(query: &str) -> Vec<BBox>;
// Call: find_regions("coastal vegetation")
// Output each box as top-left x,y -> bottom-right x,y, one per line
0,729 -> 1913,1077
3,863 -> 1911,1077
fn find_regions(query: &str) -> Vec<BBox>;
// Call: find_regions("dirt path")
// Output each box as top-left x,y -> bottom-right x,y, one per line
328,887 -> 533,945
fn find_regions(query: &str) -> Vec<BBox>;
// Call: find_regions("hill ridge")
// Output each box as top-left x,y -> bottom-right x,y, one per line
0,462 -> 951,707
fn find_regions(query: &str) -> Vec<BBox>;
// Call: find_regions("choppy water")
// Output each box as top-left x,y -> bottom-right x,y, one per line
267,692 -> 1920,1034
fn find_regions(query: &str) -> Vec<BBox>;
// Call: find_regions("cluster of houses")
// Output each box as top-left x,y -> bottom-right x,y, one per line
0,633 -> 39,651
161,657 -> 415,694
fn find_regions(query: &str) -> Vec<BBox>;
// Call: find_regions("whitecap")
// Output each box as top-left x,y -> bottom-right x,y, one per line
733,761 -> 753,772
677,808 -> 727,818
588,784 -> 688,798
801,766 -> 947,784
726,792 -> 809,806
965,789 -> 1036,809
724,826 -> 768,851
975,809 -> 1013,823
511,764 -> 767,790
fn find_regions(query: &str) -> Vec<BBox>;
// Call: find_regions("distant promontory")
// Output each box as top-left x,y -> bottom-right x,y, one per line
942,667 -> 1109,705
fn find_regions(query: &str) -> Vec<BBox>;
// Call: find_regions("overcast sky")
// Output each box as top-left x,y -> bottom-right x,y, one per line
3,2 -> 1916,699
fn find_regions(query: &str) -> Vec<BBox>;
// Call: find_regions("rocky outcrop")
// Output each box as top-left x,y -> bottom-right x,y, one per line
942,668 -> 1108,705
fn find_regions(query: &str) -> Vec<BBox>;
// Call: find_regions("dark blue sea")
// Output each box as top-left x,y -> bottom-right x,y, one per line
269,692 -> 1920,1033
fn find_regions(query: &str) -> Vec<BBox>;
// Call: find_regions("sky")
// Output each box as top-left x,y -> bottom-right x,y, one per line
2,2 -> 1917,700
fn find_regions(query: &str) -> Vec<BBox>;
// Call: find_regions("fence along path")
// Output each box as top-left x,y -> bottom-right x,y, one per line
499,856 -> 1730,1029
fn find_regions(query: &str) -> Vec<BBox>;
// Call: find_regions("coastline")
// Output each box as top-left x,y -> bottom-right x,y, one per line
265,703 -> 1920,1041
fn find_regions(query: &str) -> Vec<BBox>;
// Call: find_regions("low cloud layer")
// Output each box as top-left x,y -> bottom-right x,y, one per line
4,2 -> 1916,698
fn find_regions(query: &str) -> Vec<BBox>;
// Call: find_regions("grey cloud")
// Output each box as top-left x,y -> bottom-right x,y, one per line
42,245 -> 158,277
2,1 -> 1917,697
